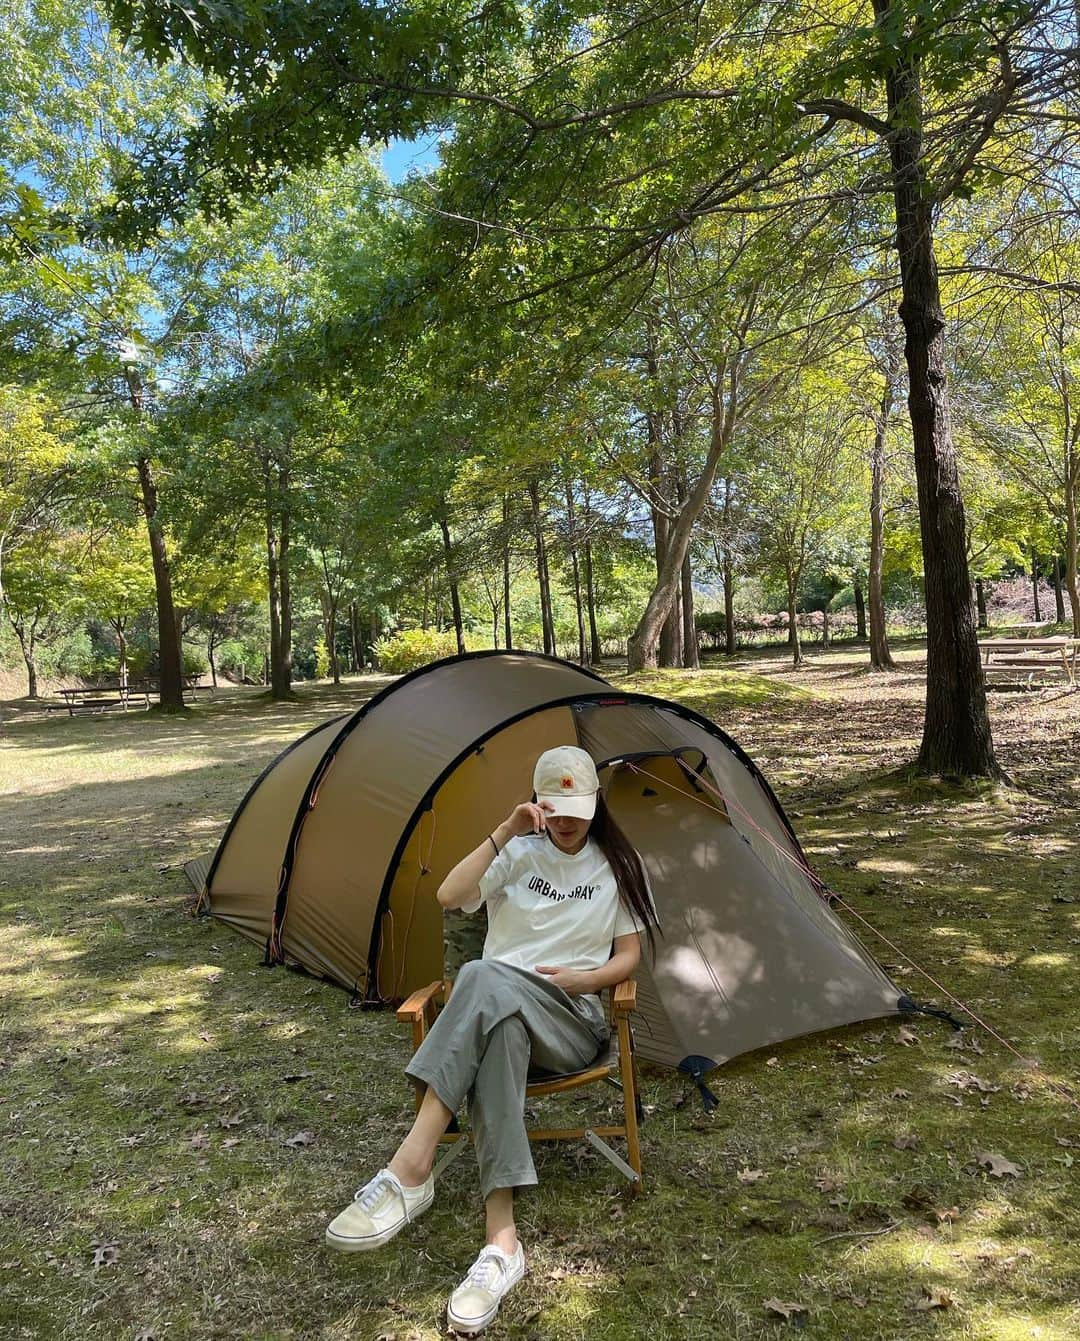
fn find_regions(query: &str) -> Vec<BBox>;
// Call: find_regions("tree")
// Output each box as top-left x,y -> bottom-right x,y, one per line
748,395 -> 864,667
78,523 -> 156,684
0,386 -> 71,614
4,531 -> 76,697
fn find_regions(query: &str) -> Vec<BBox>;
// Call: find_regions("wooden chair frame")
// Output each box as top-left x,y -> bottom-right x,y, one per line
397,976 -> 643,1189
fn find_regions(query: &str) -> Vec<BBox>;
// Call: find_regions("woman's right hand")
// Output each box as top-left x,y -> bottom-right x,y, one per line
502,801 -> 553,838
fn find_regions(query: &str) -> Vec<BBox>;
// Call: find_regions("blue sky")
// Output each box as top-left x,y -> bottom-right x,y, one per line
380,136 -> 443,183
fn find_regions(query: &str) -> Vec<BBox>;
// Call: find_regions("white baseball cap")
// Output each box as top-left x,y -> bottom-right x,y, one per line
533,746 -> 600,820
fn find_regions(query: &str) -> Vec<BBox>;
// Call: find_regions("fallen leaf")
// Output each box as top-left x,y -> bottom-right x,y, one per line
947,1071 -> 1000,1094
187,1132 -> 209,1150
766,1057 -> 780,1067
975,1151 -> 1021,1178
943,1034 -> 966,1051
91,1242 -> 118,1268
763,1297 -> 808,1321
222,1138 -> 242,1149
217,1112 -> 245,1129
914,1285 -> 954,1310
893,1133 -> 920,1150
737,1167 -> 765,1183
890,1088 -> 911,1100
897,1026 -> 918,1045
283,1130 -> 316,1148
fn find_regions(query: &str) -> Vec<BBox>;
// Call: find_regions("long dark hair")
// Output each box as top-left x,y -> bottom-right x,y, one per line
589,793 -> 660,960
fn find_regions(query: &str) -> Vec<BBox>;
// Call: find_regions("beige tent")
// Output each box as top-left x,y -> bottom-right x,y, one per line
192,651 -> 903,1079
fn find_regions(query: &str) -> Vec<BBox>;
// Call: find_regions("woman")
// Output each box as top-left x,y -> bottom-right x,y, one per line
325,744 -> 657,1335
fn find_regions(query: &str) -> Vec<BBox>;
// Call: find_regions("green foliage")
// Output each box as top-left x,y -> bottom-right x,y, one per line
374,626 -> 460,673
314,638 -> 331,679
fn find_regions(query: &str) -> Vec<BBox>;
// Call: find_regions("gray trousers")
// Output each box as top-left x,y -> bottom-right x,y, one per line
405,959 -> 609,1199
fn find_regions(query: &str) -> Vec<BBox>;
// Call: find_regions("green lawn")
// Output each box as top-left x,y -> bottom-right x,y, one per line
1,653 -> 1078,1339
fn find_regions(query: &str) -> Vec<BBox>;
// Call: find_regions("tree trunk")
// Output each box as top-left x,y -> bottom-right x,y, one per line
1066,445 -> 1080,636
1052,557 -> 1066,624
882,32 -> 997,775
349,602 -> 362,671
787,577 -> 802,667
527,478 -> 555,655
279,481 -> 293,691
583,536 -> 602,665
1031,548 -> 1042,623
674,469 -> 698,669
975,577 -> 987,630
136,453 -> 185,711
822,607 -> 831,649
853,580 -> 867,641
266,513 -> 285,695
207,631 -> 218,688
115,625 -> 129,687
502,494 -> 513,651
565,481 -> 587,664
651,482 -> 679,668
723,551 -> 736,654
11,619 -> 38,698
680,548 -> 698,668
868,349 -> 897,670
438,512 -> 466,657
123,367 -> 184,712
328,605 -> 341,683
628,387 -> 734,671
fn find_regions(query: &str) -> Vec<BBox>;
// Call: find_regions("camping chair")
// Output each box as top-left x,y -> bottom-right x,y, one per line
397,976 -> 643,1190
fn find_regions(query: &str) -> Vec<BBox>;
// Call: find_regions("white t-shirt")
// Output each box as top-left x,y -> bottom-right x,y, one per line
462,833 -> 646,980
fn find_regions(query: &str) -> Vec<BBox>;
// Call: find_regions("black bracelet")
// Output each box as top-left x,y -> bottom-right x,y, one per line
488,834 -> 500,856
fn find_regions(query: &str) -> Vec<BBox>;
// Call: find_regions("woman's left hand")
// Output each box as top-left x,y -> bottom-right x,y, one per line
535,965 -> 589,996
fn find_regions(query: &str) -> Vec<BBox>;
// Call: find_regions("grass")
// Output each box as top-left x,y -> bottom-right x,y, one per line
1,651 -> 1078,1339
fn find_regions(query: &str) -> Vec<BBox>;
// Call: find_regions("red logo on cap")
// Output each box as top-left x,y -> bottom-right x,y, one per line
561,775 -> 574,789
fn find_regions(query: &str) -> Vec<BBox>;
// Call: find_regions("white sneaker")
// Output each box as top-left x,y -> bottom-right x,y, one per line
324,1168 -> 434,1252
447,1242 -> 526,1335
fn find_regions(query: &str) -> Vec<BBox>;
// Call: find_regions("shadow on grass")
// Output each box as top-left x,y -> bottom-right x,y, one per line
2,659 -> 1079,1338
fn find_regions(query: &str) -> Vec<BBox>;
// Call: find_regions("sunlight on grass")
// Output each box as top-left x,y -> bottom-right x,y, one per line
0,668 -> 1078,1339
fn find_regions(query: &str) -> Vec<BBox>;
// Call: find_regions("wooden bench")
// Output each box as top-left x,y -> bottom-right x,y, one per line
980,637 -> 1080,688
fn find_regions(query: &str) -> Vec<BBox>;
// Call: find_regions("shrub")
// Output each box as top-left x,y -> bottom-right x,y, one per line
375,628 -> 459,674
314,638 -> 331,679
182,647 -> 209,677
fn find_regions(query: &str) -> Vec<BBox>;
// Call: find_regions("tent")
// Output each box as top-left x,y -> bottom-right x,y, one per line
190,650 -> 903,1078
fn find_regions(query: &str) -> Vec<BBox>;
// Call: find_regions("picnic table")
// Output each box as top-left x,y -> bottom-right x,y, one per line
58,685 -> 151,715
980,636 -> 1080,688
56,675 -> 206,716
